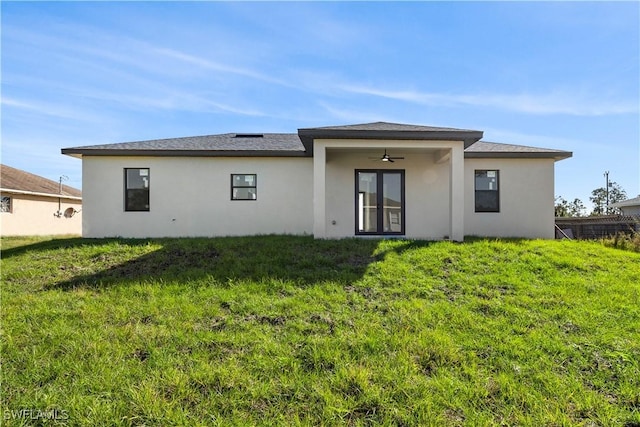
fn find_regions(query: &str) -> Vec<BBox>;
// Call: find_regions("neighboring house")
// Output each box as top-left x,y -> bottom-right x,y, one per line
610,196 -> 640,216
0,164 -> 82,236
62,122 -> 572,240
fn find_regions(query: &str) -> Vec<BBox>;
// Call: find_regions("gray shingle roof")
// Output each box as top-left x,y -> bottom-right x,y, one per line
62,133 -> 306,157
298,121 -> 484,152
465,141 -> 572,160
300,121 -> 480,133
61,122 -> 571,161
0,164 -> 82,198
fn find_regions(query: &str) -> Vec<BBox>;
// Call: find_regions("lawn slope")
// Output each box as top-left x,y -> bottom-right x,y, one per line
2,236 -> 639,426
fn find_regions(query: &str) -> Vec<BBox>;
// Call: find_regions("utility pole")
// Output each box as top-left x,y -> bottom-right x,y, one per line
604,171 -> 609,215
55,175 -> 69,218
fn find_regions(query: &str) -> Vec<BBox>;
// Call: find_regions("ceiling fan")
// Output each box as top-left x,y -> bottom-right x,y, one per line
370,149 -> 404,163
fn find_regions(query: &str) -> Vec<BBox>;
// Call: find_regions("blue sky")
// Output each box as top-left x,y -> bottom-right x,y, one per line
2,1 -> 639,208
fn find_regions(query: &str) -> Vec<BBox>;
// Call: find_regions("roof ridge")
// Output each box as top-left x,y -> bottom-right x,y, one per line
298,121 -> 481,133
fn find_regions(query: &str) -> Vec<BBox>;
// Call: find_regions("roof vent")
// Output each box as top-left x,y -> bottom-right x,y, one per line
234,134 -> 264,138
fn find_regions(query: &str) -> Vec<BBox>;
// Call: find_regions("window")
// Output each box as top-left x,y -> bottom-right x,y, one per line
475,170 -> 499,212
125,168 -> 150,211
231,174 -> 257,200
1,196 -> 11,213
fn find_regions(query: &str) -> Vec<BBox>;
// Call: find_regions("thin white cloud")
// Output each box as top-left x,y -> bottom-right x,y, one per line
480,127 -> 586,151
3,24 -> 158,75
4,23 -> 292,90
340,85 -> 638,116
69,88 -> 266,117
192,97 -> 266,117
318,102 -> 411,125
4,72 -> 266,118
152,47 -> 293,88
1,97 -> 104,122
0,137 -> 83,187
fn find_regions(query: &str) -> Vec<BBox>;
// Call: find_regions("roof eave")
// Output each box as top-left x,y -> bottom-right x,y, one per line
297,129 -> 484,154
610,198 -> 640,208
61,149 -> 310,158
0,188 -> 82,200
464,151 -> 573,161
61,151 -> 84,159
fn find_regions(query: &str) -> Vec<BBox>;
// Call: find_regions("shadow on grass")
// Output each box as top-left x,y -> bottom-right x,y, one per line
40,236 -> 440,291
0,237 -> 157,259
1,237 -> 86,258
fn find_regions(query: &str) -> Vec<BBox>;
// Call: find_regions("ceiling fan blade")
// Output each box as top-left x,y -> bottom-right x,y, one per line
367,150 -> 404,162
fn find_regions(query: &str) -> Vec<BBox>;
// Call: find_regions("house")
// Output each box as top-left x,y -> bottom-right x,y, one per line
610,196 -> 640,216
0,164 -> 82,236
61,122 -> 572,240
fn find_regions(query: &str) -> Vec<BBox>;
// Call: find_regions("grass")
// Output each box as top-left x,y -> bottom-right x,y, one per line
1,235 -> 639,426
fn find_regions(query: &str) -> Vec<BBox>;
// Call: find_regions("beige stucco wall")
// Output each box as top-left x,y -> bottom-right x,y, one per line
464,158 -> 556,238
81,156 -> 313,238
322,150 -> 453,239
0,194 -> 82,236
314,138 -> 465,240
619,206 -> 640,216
79,152 -> 557,240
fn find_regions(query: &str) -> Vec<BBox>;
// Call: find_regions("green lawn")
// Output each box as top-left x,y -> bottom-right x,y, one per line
1,236 -> 639,426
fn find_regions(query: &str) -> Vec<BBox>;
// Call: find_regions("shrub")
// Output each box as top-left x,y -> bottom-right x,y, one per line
603,231 -> 640,253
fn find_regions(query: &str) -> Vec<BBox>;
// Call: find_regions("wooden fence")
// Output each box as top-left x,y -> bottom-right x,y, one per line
555,215 -> 640,239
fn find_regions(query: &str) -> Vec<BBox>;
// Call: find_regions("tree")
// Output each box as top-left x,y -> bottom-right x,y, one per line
569,198 -> 586,217
555,197 -> 569,217
555,196 -> 586,217
589,181 -> 627,215
555,197 -> 568,217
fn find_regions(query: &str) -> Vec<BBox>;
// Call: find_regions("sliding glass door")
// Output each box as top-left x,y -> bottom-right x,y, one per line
356,170 -> 405,235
